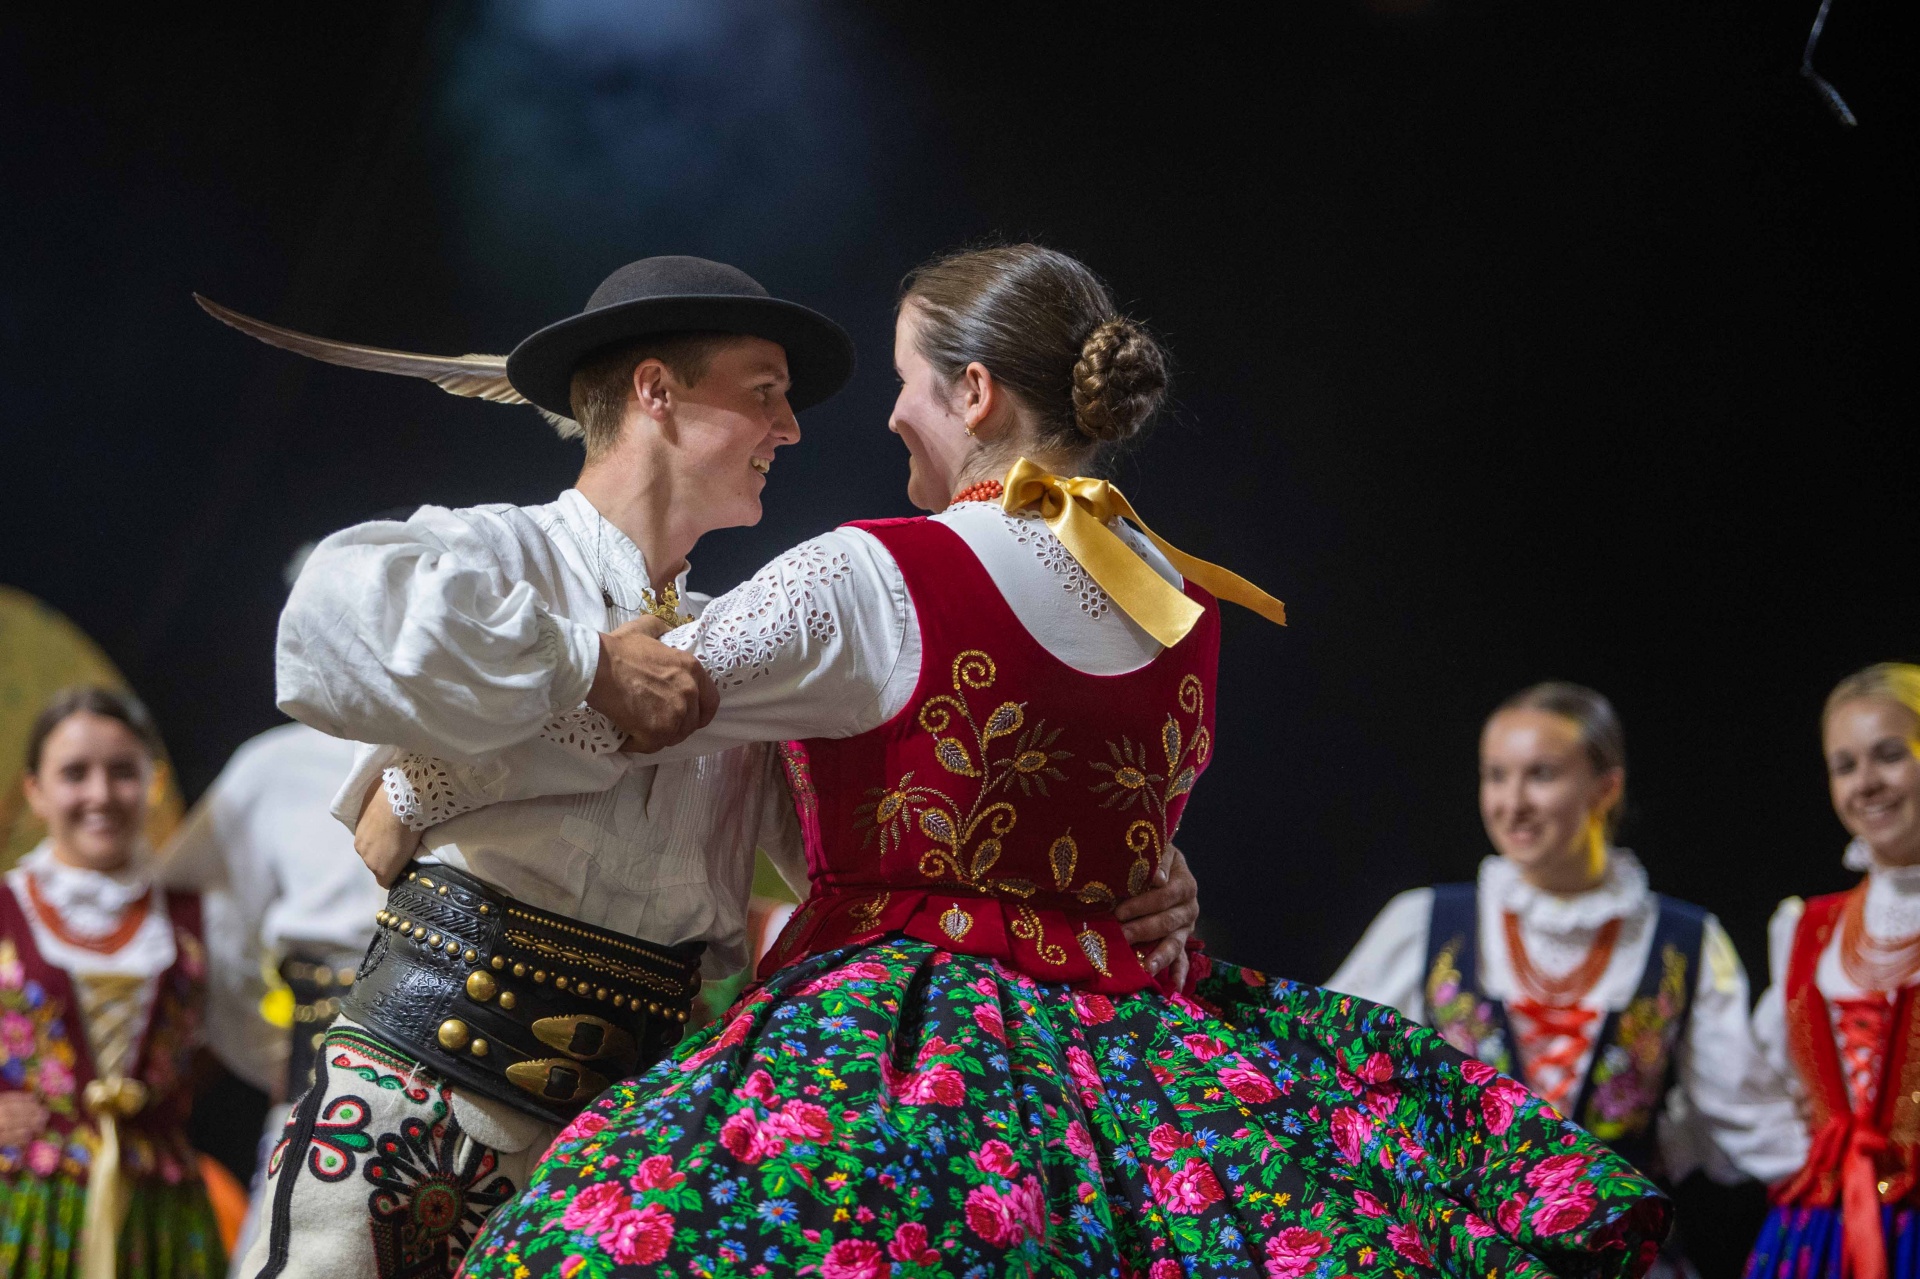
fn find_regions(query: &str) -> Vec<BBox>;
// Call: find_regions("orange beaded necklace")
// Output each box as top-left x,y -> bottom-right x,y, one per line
949,479 -> 1005,506
25,871 -> 153,955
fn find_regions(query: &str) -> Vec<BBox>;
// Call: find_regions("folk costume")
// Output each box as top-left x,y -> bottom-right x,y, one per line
1746,840 -> 1920,1279
458,466 -> 1672,1279
0,844 -> 223,1279
220,257 -> 854,1279
156,723 -> 386,1273
1331,854 -> 1802,1276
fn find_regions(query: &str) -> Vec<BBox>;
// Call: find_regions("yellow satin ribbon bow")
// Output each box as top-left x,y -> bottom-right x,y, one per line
80,1076 -> 150,1279
999,458 -> 1287,647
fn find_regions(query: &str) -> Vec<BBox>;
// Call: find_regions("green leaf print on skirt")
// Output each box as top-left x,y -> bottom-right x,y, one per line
0,1172 -> 225,1279
462,940 -> 1669,1279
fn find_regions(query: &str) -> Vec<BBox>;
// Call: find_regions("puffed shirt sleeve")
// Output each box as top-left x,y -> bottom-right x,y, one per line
1325,888 -> 1434,1020
633,529 -> 916,764
155,777 -> 284,1092
1655,914 -> 1811,1184
276,506 -> 602,760
1751,896 -> 1810,1112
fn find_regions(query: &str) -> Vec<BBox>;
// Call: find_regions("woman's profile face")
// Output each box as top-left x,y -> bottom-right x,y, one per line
1825,697 -> 1920,866
1479,708 -> 1621,881
22,711 -> 153,873
889,303 -> 976,512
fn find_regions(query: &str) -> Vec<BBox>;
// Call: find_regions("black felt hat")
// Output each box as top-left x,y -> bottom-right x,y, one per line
506,256 -> 855,417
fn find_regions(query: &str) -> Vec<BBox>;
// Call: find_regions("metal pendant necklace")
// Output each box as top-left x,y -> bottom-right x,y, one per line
592,520 -> 691,627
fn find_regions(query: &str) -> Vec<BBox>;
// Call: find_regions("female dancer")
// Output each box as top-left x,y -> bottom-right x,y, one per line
0,688 -> 222,1278
1330,683 -> 1803,1274
1745,663 -> 1920,1279
459,245 -> 1669,1277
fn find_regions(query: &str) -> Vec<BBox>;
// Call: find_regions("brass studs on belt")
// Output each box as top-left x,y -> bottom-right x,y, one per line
470,1038 -> 489,1058
498,991 -> 517,1011
532,970 -> 548,984
646,1002 -> 661,1016
412,926 -> 427,940
438,885 -> 450,895
428,934 -> 442,947
491,956 -> 505,970
445,942 -> 461,957
463,949 -> 477,963
437,1019 -> 471,1051
466,971 -> 498,1002
512,963 -> 526,978
553,975 -> 569,992
612,994 -> 625,1008
478,904 -> 490,915
596,987 -> 609,1001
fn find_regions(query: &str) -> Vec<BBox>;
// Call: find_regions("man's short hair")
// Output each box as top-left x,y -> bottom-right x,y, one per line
568,331 -> 732,459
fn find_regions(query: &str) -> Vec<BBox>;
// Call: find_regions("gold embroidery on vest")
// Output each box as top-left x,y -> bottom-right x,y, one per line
1093,673 -> 1208,891
1011,904 -> 1068,966
848,892 -> 891,936
1077,929 -> 1111,977
938,905 -> 974,942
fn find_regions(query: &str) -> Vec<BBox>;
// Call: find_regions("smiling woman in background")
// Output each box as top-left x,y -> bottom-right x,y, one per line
1746,663 -> 1920,1279
0,687 -> 222,1279
1330,681 -> 1804,1278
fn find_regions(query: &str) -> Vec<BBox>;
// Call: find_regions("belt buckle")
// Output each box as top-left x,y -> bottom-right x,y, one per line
532,1014 -> 637,1062
505,1058 -> 610,1105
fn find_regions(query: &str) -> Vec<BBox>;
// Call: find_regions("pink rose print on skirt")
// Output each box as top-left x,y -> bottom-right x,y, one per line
1263,1226 -> 1332,1278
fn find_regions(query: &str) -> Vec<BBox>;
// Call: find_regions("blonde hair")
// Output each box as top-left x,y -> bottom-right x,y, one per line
1824,662 -> 1920,728
567,332 -> 730,460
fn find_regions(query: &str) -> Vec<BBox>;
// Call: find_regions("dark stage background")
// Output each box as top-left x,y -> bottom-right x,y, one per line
2,2 -> 1913,1266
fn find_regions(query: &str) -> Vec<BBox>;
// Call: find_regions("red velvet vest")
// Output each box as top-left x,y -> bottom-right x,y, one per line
0,880 -> 208,1186
1774,891 -> 1920,1210
762,517 -> 1220,993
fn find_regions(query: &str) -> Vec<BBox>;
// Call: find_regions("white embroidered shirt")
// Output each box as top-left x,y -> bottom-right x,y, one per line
1328,851 -> 1806,1183
155,722 -> 385,1092
1752,840 -> 1920,1124
275,489 -> 801,979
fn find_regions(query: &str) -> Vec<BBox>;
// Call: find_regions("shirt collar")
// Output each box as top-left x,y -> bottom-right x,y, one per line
20,840 -> 151,914
1478,848 -> 1650,933
556,488 -> 691,600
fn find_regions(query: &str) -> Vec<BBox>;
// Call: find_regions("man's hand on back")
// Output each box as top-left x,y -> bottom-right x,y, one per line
1114,844 -> 1201,989
590,620 -> 719,753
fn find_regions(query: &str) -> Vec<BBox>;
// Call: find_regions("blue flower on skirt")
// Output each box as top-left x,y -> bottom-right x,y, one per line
755,1199 -> 798,1225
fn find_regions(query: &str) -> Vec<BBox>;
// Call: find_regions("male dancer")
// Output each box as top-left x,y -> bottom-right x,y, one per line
236,257 -> 855,1279
226,257 -> 1200,1278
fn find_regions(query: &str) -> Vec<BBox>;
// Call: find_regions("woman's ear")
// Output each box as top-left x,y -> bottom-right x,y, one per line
1590,767 -> 1625,827
20,773 -> 46,822
959,361 -> 997,436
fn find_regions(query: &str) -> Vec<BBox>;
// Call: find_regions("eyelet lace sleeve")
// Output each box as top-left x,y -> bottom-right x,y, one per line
684,539 -> 856,689
538,704 -> 626,754
382,755 -> 471,831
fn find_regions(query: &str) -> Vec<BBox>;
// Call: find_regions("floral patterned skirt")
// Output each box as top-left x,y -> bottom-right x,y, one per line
460,940 -> 1669,1278
1744,1203 -> 1920,1278
0,1170 -> 224,1279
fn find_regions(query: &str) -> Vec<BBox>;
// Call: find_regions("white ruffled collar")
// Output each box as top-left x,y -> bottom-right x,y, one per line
1840,839 -> 1920,938
1478,849 -> 1649,934
17,841 -> 152,937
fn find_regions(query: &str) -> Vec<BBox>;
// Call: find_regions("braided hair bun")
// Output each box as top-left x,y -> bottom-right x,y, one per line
901,243 -> 1172,461
1071,316 -> 1168,443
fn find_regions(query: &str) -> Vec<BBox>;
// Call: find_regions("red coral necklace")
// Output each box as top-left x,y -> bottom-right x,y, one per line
25,872 -> 153,954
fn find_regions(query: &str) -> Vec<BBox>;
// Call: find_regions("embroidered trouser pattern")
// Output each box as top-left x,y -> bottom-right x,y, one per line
236,1018 -> 556,1279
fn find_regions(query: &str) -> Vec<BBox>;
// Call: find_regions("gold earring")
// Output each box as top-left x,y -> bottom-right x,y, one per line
965,424 -> 976,437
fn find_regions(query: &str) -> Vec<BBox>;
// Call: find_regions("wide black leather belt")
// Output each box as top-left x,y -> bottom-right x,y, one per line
279,949 -> 362,1099
341,862 -> 703,1125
